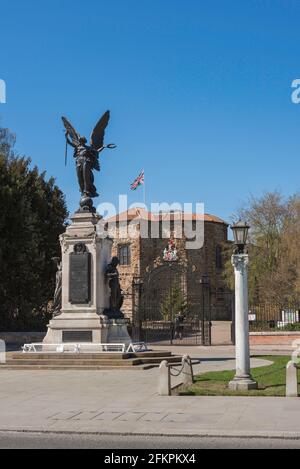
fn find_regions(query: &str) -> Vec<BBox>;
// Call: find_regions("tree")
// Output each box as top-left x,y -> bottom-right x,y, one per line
223,191 -> 300,305
0,127 -> 68,330
160,283 -> 187,321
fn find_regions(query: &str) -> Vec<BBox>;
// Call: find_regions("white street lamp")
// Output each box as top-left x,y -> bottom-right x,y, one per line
229,221 -> 257,391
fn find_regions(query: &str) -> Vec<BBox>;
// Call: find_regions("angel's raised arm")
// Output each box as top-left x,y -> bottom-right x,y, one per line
97,145 -> 106,153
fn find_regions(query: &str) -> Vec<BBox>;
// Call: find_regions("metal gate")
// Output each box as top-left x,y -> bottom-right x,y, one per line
131,263 -> 211,345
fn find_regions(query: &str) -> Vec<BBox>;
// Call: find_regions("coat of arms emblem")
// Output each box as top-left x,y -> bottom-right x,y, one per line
163,240 -> 178,262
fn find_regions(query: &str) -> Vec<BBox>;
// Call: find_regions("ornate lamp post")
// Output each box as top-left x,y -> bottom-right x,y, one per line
229,221 -> 258,391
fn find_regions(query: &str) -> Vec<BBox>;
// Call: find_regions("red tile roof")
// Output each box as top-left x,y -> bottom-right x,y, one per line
106,208 -> 228,225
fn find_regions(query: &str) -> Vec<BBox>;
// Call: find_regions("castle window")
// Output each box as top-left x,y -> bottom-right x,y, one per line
118,244 -> 131,265
215,245 -> 222,269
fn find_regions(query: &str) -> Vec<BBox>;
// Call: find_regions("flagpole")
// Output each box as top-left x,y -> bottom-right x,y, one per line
143,169 -> 146,207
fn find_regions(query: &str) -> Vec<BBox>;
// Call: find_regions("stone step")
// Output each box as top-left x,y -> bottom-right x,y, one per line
11,350 -> 173,360
130,351 -> 173,358
4,358 -> 142,366
4,355 -> 181,367
11,352 -> 129,360
2,351 -> 182,371
0,364 -> 152,371
138,356 -> 182,364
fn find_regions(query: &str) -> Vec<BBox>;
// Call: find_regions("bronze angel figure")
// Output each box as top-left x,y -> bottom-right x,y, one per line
62,111 -> 116,212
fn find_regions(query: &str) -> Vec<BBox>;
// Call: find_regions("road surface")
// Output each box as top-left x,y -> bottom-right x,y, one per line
1,431 -> 300,449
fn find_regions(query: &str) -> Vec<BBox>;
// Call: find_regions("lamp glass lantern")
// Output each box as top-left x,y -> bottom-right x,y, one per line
231,220 -> 250,253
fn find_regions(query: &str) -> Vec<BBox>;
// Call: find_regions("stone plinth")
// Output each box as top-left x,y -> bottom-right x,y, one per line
106,319 -> 131,346
60,212 -> 112,316
43,312 -> 111,344
44,211 -> 131,345
228,376 -> 258,391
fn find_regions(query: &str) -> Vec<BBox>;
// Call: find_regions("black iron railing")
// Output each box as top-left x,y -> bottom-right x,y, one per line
248,304 -> 300,332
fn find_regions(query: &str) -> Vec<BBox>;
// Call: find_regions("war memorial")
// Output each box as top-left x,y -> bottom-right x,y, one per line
40,112 -> 131,348
3,112 -> 182,370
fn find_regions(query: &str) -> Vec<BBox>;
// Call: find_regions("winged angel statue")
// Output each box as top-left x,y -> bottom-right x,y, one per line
62,111 -> 116,212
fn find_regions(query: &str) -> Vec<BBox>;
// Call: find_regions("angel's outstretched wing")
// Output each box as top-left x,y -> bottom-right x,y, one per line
62,116 -> 80,145
90,110 -> 110,150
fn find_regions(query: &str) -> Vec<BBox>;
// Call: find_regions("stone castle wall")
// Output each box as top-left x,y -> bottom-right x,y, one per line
108,217 -> 229,320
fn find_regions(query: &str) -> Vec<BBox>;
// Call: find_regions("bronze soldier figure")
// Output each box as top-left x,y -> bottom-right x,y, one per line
105,256 -> 124,319
51,257 -> 62,317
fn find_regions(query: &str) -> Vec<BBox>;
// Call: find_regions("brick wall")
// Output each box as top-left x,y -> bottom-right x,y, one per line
108,216 -> 229,319
250,333 -> 300,345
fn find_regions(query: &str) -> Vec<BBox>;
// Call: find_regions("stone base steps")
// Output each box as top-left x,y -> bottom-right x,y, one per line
0,350 -> 182,370
10,351 -> 173,360
0,364 -> 156,370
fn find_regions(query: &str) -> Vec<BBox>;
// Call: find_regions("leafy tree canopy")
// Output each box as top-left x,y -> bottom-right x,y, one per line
0,126 -> 68,330
223,191 -> 300,305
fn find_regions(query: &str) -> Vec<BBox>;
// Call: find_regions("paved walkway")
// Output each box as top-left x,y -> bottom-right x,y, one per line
1,347 -> 299,438
152,343 -> 294,357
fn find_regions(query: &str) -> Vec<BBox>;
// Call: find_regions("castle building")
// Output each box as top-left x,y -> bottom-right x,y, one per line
105,208 -> 231,335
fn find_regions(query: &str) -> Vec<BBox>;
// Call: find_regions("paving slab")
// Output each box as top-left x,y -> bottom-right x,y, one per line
0,353 -> 298,438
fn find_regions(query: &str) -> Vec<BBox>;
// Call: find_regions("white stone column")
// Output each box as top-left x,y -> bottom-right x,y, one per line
229,253 -> 257,391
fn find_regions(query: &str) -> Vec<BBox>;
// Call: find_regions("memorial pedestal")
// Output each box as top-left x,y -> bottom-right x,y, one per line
106,319 -> 132,346
43,211 -> 131,346
43,312 -> 110,344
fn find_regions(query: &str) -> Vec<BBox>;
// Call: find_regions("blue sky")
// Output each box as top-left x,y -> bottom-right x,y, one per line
1,0 -> 300,221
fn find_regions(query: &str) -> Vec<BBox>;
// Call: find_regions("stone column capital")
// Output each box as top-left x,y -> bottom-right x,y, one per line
231,253 -> 249,270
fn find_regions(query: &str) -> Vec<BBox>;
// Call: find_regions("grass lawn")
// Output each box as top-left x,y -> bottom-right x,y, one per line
180,355 -> 299,397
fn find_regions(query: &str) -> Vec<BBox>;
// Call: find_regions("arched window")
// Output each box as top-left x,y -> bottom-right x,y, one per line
215,245 -> 222,269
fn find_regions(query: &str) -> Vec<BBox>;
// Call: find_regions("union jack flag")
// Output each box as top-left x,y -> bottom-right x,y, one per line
130,170 -> 144,190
